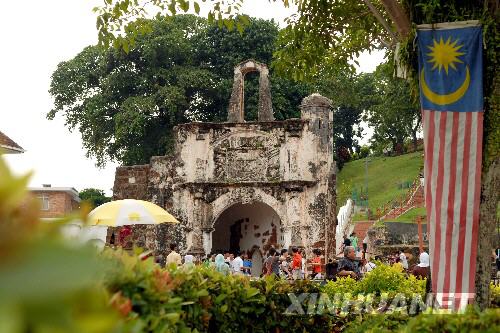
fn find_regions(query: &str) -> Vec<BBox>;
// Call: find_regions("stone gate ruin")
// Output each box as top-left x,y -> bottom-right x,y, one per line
112,60 -> 337,260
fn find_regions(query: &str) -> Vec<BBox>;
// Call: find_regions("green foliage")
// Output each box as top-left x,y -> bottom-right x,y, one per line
0,156 -> 123,333
359,146 -> 371,159
324,276 -> 360,296
402,307 -> 500,332
314,70 -> 375,170
103,250 -> 348,332
79,188 -> 111,209
362,62 -> 421,155
337,152 -> 423,212
357,264 -> 426,299
49,15 -> 311,166
323,263 -> 426,300
93,0 -> 251,51
272,0 -> 390,80
344,313 -> 411,333
491,283 -> 500,308
344,307 -> 500,333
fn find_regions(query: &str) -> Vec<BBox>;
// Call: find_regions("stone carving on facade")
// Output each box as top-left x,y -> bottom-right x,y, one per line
290,223 -> 303,247
213,133 -> 280,182
228,187 -> 261,205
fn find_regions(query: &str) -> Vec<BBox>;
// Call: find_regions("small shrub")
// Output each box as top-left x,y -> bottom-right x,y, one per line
344,313 -> 411,333
402,307 -> 500,333
358,264 -> 426,299
324,276 -> 360,296
491,282 -> 500,308
323,264 -> 426,301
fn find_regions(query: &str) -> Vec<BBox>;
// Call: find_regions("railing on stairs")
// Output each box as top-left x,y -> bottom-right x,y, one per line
376,176 -> 424,222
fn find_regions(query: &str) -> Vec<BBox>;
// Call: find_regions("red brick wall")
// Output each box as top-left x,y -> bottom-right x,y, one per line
31,191 -> 79,218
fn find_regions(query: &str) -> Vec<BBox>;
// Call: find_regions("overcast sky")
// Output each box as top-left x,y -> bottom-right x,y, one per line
1,0 -> 384,196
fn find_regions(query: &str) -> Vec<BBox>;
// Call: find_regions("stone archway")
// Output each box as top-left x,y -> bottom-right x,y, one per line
211,201 -> 282,255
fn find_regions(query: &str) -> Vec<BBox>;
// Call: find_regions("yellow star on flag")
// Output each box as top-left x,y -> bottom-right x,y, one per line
427,37 -> 464,74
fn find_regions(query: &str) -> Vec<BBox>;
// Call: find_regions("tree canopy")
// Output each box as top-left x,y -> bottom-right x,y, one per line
79,188 -> 111,209
363,62 -> 421,154
49,15 -> 311,166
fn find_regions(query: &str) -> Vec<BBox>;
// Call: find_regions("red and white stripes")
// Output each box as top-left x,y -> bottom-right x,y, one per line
422,110 -> 483,310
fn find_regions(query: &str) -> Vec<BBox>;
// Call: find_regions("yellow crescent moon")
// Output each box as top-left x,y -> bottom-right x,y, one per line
420,66 -> 470,105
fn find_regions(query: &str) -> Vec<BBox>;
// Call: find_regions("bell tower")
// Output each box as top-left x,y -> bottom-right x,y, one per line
227,59 -> 274,122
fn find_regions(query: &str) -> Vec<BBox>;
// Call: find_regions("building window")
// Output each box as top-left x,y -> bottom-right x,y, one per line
38,195 -> 49,211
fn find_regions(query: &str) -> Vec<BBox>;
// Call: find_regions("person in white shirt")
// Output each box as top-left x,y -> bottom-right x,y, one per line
399,250 -> 408,270
184,254 -> 194,268
301,249 -> 307,279
362,258 -> 376,274
166,243 -> 182,267
231,252 -> 244,275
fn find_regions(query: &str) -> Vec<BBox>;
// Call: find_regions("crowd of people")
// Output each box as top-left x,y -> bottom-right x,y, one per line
160,241 -> 433,288
163,243 -> 324,280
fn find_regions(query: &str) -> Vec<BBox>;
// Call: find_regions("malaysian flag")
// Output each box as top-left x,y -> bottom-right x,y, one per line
418,21 -> 483,310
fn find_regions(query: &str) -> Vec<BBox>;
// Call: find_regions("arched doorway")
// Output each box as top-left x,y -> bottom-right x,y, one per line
211,202 -> 282,255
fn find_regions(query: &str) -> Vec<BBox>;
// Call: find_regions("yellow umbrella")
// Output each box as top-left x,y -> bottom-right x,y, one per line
88,199 -> 179,226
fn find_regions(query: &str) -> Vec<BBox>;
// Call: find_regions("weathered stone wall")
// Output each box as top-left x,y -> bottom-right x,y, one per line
113,165 -> 150,200
373,222 -> 429,246
111,61 -> 337,260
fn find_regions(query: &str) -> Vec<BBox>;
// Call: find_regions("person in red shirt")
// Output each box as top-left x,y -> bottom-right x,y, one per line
291,247 -> 302,280
311,249 -> 322,278
118,226 -> 132,248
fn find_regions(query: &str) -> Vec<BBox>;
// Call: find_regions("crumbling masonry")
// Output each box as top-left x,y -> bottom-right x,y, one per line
112,60 -> 337,261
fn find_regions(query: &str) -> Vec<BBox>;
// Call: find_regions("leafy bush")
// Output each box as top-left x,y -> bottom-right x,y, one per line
345,308 -> 500,333
402,307 -> 500,333
323,264 -> 426,300
491,283 -> 500,308
344,313 -> 411,333
324,276 -> 360,295
0,158 -> 124,333
104,250 -> 349,332
357,263 -> 426,299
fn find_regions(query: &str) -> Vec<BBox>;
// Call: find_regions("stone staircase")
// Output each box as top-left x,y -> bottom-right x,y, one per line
352,221 -> 375,243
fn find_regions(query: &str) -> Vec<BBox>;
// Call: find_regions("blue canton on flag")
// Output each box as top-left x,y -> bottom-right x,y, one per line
418,25 -> 483,112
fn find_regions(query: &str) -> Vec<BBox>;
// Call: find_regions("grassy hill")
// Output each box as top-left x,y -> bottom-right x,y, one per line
389,207 -> 427,223
337,152 -> 424,216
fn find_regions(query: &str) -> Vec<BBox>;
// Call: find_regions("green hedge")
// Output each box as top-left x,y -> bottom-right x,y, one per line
104,250 -> 353,332
104,250 -> 500,333
344,308 -> 500,333
103,250 -> 430,332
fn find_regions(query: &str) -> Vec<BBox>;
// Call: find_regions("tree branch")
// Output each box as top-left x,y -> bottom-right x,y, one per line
362,0 -> 397,46
379,0 -> 411,38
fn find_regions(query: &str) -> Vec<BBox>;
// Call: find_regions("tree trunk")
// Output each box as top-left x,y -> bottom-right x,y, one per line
380,0 -> 411,38
391,139 -> 397,154
475,157 -> 500,309
412,130 -> 418,151
475,69 -> 500,309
